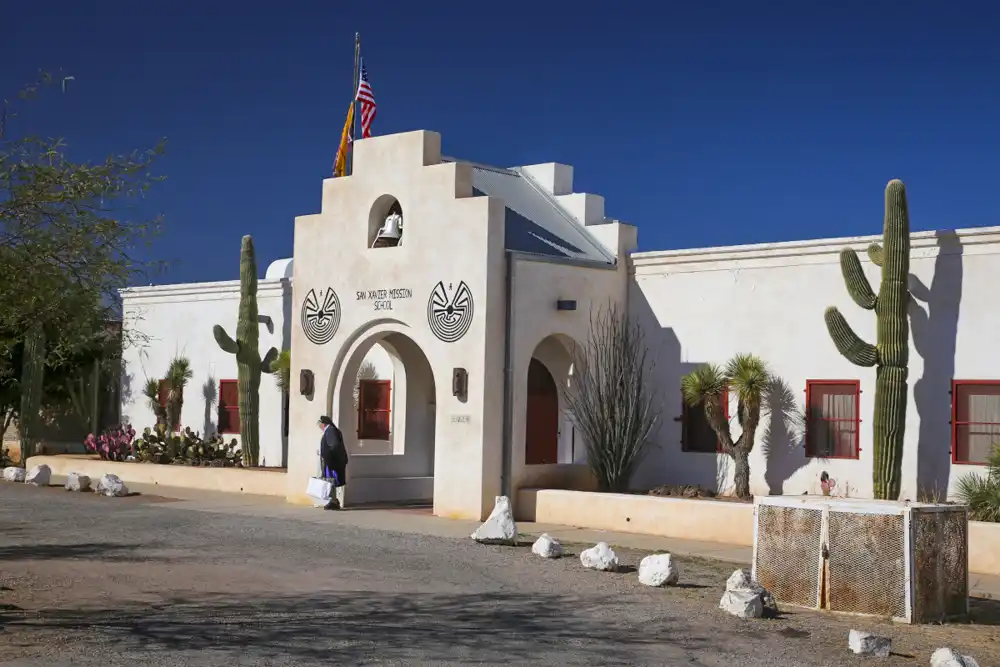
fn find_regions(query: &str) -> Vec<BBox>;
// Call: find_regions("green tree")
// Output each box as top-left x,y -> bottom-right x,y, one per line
0,72 -> 165,453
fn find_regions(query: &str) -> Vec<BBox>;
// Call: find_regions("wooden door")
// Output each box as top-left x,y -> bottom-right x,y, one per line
525,358 -> 559,465
358,380 -> 391,440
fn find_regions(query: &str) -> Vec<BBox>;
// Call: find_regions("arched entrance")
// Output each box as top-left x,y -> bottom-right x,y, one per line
334,331 -> 436,505
525,358 -> 559,465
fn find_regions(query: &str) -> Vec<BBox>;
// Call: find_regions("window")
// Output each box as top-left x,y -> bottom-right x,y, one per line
805,380 -> 860,459
218,380 -> 240,434
681,389 -> 729,453
358,379 -> 391,440
952,381 -> 1000,465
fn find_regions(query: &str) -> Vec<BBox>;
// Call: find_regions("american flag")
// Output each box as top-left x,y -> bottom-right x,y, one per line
355,60 -> 376,139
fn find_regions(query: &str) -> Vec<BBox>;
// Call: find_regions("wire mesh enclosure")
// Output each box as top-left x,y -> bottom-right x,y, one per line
752,496 -> 969,624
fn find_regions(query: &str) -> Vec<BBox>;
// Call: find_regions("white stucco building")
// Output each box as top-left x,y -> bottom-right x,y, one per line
120,129 -> 996,521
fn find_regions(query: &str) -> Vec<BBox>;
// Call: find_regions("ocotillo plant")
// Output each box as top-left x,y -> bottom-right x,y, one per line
824,179 -> 911,500
18,324 -> 45,465
213,235 -> 278,467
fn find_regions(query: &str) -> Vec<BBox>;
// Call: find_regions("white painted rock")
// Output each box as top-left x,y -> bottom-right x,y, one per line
931,648 -> 980,667
580,542 -> 619,571
721,569 -> 778,619
470,496 -> 517,545
719,589 -> 765,619
849,630 -> 892,658
25,464 -> 51,486
95,474 -> 129,497
64,472 -> 91,492
531,533 -> 564,558
3,466 -> 25,482
638,553 -> 679,587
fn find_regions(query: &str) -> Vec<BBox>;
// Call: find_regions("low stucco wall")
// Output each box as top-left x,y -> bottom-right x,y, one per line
26,456 -> 288,497
517,488 -> 1000,575
969,520 -> 1000,576
517,488 -> 756,546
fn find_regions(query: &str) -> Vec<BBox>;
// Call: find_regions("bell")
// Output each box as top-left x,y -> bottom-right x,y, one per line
372,212 -> 402,248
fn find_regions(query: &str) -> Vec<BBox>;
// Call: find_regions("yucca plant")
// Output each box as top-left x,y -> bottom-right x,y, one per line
272,349 -> 291,394
955,443 -> 1000,523
143,378 -> 167,426
164,357 -> 193,433
564,303 -> 661,492
681,353 -> 771,500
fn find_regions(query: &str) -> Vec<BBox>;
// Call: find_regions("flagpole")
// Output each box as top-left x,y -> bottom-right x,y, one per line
348,33 -> 361,176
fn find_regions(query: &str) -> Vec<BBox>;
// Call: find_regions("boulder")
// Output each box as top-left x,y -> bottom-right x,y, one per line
64,472 -> 91,492
849,630 -> 892,658
470,496 -> 517,545
580,542 -> 619,572
25,464 -> 51,486
931,648 -> 980,667
95,474 -> 129,497
531,533 -> 564,558
720,568 -> 778,619
3,466 -> 26,483
638,553 -> 680,587
719,589 -> 765,619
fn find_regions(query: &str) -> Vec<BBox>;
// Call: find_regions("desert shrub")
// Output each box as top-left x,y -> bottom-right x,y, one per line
955,443 -> 1000,522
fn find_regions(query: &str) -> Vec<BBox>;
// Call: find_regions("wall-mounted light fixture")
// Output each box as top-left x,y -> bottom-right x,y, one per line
556,299 -> 577,311
299,369 -> 314,396
452,367 -> 468,400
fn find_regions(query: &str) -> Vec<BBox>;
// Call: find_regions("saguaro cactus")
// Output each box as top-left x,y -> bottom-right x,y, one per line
18,324 -> 46,466
824,180 -> 911,500
213,235 -> 278,467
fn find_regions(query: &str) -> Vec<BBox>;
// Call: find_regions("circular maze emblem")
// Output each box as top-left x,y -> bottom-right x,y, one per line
301,287 -> 341,345
427,281 -> 474,343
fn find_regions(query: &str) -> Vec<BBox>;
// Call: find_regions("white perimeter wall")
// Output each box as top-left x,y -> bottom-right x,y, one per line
631,226 -> 1000,500
120,279 -> 290,467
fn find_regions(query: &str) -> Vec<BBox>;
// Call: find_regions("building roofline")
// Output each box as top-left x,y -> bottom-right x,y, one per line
630,225 -> 1000,270
120,277 -> 290,303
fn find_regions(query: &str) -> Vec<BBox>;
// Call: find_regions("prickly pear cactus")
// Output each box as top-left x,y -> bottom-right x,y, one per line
212,235 -> 278,467
824,180 -> 911,500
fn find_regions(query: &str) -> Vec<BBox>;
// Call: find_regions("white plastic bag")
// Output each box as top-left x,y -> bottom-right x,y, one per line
306,476 -> 333,508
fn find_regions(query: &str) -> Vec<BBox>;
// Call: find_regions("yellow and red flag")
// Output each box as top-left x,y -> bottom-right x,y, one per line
332,102 -> 355,177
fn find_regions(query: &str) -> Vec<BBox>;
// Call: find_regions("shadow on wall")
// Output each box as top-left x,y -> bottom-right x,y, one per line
119,361 -> 135,425
202,377 -> 217,438
628,286 -> 722,492
910,230 -> 963,496
760,377 -> 807,495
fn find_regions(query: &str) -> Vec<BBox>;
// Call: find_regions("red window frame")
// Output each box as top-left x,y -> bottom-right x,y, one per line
951,380 -> 1000,466
804,380 -> 861,460
681,388 -> 730,453
358,379 -> 391,440
218,380 -> 240,434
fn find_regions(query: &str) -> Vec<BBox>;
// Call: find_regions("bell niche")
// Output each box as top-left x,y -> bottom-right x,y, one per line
368,196 -> 403,249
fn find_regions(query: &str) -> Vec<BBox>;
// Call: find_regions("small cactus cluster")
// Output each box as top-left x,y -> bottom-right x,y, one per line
212,235 -> 277,467
824,180 -> 911,501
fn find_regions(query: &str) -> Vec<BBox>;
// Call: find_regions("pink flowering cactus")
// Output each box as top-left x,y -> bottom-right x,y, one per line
84,424 -> 136,462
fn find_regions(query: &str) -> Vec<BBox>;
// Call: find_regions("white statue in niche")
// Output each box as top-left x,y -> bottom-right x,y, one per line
372,203 -> 403,248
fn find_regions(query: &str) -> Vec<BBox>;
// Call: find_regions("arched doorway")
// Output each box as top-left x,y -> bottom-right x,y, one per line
525,358 -> 559,465
334,331 -> 436,504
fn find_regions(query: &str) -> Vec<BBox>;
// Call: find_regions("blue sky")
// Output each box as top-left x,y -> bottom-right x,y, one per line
4,1 -> 998,285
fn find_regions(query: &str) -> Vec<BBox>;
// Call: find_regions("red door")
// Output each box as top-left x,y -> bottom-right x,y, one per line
358,380 -> 391,440
525,359 -> 559,465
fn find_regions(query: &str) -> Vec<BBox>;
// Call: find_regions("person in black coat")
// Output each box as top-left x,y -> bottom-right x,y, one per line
318,416 -> 348,508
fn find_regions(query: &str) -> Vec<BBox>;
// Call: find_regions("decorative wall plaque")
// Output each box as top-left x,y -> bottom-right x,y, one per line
427,281 -> 474,343
301,287 -> 341,345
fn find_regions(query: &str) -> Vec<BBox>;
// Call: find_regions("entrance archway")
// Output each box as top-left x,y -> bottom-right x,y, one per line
334,331 -> 436,504
523,334 -> 578,467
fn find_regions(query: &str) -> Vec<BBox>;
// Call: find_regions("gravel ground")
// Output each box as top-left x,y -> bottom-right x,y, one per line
0,483 -> 997,666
